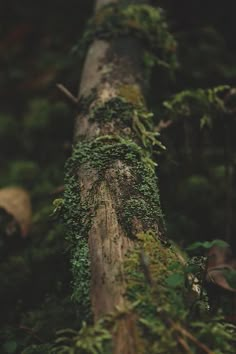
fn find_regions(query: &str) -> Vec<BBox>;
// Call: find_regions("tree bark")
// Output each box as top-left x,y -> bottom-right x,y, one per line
67,1 -> 165,353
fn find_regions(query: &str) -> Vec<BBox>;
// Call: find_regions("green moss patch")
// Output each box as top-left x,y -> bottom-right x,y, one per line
64,136 -> 166,318
74,4 -> 177,73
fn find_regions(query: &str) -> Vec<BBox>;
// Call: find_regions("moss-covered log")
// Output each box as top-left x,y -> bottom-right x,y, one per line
64,1 -> 175,353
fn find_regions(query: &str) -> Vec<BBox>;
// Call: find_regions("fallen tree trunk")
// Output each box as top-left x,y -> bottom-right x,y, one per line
64,1 -> 176,353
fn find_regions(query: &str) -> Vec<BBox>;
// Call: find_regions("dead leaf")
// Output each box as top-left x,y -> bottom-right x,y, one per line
0,187 -> 32,238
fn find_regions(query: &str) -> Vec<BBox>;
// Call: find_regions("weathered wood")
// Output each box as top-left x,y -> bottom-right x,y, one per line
72,1 -> 162,352
74,35 -> 146,140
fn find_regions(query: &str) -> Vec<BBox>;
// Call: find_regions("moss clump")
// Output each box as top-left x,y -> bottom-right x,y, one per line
63,172 -> 92,322
89,96 -> 133,125
117,84 -> 144,106
64,136 -> 165,315
89,97 -> 165,154
74,4 -> 177,72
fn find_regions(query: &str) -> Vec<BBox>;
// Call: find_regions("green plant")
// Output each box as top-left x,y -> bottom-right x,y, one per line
53,322 -> 112,354
73,4 -> 177,75
163,85 -> 231,128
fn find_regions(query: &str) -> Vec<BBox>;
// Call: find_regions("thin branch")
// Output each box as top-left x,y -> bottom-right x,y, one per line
163,317 -> 213,354
56,84 -> 78,105
176,335 -> 193,354
174,323 -> 213,354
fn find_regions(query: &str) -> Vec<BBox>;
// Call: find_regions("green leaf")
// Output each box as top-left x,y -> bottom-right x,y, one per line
165,273 -> 184,288
168,261 -> 182,271
186,239 -> 229,252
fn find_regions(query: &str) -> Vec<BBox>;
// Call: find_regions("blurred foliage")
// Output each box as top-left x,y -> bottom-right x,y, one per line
0,1 -> 92,352
158,85 -> 236,248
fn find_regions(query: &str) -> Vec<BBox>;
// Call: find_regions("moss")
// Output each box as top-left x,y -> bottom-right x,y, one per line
89,96 -> 133,125
123,232 -> 236,353
74,4 -> 177,72
47,231 -> 236,354
64,0 -> 176,338
125,231 -> 185,313
117,84 -> 144,106
89,97 -> 165,153
63,2 -> 175,334
64,136 -> 166,317
63,172 -> 92,322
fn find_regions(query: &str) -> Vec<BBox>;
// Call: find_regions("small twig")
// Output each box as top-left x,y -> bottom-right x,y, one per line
56,83 -> 78,105
173,323 -> 213,354
176,335 -> 193,354
160,312 -> 213,353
